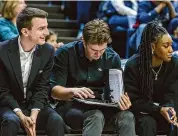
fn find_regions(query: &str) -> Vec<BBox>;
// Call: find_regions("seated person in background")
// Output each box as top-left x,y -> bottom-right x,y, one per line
138,1 -> 176,26
76,1 -> 100,39
124,21 -> 178,136
0,0 -> 26,41
50,19 -> 135,136
168,18 -> 178,51
0,7 -> 64,136
129,0 -> 177,52
45,29 -> 64,51
108,0 -> 138,32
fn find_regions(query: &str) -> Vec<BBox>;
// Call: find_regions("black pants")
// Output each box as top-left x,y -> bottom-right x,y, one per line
136,113 -> 178,136
0,106 -> 65,136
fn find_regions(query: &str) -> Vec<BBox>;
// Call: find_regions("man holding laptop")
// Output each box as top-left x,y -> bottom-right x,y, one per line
50,19 -> 135,136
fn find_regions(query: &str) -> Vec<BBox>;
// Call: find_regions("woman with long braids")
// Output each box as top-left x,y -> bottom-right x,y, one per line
124,21 -> 178,136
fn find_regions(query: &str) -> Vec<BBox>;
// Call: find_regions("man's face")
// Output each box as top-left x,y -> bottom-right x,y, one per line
153,34 -> 173,62
27,17 -> 49,45
84,42 -> 107,61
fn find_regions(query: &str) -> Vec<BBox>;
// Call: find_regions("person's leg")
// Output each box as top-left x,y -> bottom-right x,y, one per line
64,108 -> 105,136
154,113 -> 177,136
127,15 -> 137,29
109,15 -> 129,29
76,1 -> 91,39
36,106 -> 65,136
77,1 -> 91,25
108,15 -> 129,32
116,111 -> 135,136
137,114 -> 157,136
83,109 -> 105,136
135,24 -> 146,49
64,108 -> 85,129
107,110 -> 135,136
0,107 -> 21,136
167,124 -> 178,136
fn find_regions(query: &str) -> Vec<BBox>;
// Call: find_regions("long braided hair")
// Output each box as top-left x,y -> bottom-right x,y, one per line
138,21 -> 168,100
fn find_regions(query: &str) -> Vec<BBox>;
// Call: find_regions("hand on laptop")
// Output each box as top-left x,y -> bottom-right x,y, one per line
118,92 -> 132,110
72,87 -> 95,99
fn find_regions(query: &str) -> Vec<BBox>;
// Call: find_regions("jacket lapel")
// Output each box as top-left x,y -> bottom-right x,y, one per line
27,45 -> 42,89
7,37 -> 23,91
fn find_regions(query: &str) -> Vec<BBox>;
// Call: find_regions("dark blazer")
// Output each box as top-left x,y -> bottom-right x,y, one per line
0,37 -> 54,110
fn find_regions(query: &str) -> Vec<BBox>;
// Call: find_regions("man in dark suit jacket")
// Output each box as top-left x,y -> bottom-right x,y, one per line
0,7 -> 64,136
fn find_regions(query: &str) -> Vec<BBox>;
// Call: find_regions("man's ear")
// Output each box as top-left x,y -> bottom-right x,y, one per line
21,28 -> 29,37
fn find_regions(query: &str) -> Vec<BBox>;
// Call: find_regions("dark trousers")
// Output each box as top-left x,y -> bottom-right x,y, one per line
0,106 -> 65,136
56,103 -> 135,136
77,1 -> 91,25
136,113 -> 178,136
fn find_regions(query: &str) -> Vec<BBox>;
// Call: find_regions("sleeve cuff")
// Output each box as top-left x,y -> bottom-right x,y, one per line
31,108 -> 41,111
13,108 -> 22,113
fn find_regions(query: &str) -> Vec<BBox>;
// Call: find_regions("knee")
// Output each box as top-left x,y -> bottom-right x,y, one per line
84,110 -> 105,129
139,116 -> 156,128
117,111 -> 134,121
108,16 -> 115,25
116,111 -> 135,126
48,112 -> 64,127
90,110 -> 105,122
64,108 -> 84,129
137,24 -> 146,33
2,113 -> 20,129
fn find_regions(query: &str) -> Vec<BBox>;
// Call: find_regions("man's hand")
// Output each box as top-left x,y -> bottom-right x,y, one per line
18,113 -> 34,136
30,110 -> 40,136
118,92 -> 132,110
155,2 -> 167,14
160,107 -> 177,125
56,42 -> 64,48
71,87 -> 95,99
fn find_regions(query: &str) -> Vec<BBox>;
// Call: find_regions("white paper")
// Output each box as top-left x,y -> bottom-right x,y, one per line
109,69 -> 124,103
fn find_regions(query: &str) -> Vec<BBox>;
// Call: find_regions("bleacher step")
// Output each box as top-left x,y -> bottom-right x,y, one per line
50,28 -> 78,37
58,37 -> 77,44
27,3 -> 62,13
48,13 -> 64,19
48,19 -> 78,29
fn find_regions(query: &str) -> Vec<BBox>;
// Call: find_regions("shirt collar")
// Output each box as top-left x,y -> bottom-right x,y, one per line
18,36 -> 36,55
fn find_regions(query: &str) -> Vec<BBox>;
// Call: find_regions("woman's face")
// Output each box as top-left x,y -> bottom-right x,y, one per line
152,34 -> 173,62
46,34 -> 58,49
47,34 -> 57,46
14,0 -> 26,17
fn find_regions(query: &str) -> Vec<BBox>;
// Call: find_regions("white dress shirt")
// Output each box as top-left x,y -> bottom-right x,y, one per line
13,37 -> 37,113
18,36 -> 36,98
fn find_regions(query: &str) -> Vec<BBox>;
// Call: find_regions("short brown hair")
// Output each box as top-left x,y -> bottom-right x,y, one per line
2,0 -> 21,20
17,7 -> 48,35
83,19 -> 112,45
